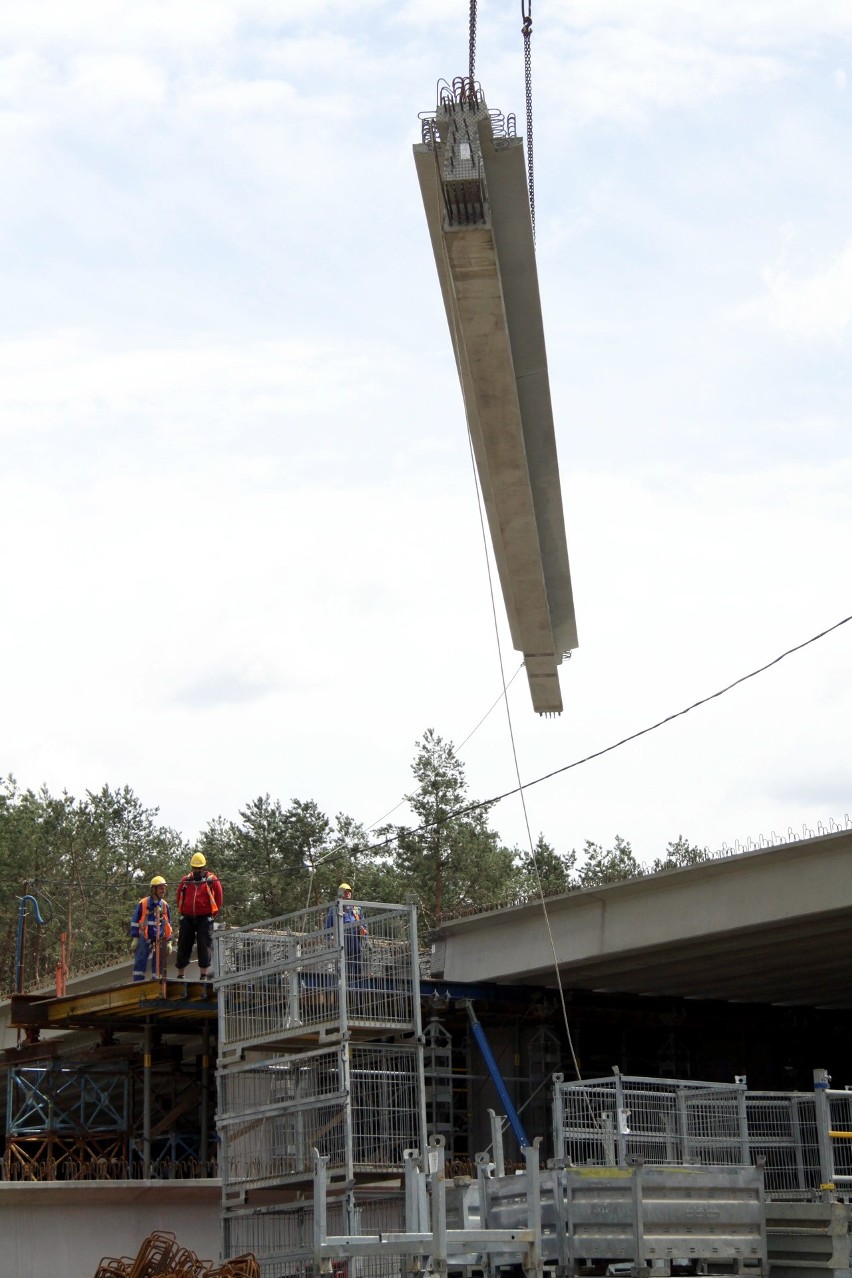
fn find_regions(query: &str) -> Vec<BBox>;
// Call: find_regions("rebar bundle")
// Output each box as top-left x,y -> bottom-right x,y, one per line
93,1231 -> 259,1278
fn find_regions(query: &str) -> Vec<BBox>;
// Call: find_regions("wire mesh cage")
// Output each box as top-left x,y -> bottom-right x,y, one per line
223,1192 -> 405,1278
827,1090 -> 852,1186
553,1072 -> 749,1168
745,1092 -> 821,1196
215,902 -> 420,1055
218,1043 -> 424,1189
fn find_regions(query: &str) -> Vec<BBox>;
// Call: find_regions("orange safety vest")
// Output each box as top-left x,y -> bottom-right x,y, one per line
138,896 -> 173,941
177,872 -> 220,916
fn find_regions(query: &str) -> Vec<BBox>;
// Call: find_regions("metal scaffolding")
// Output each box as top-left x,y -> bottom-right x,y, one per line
216,898 -> 426,1275
4,1055 -> 211,1182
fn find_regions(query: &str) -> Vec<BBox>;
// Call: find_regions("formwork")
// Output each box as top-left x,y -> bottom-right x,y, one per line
4,1056 -> 210,1181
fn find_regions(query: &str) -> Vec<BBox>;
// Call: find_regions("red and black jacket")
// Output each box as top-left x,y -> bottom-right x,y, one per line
176,871 -> 223,918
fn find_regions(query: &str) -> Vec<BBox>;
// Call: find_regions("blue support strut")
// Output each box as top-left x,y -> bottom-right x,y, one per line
15,895 -> 47,995
463,1000 -> 529,1150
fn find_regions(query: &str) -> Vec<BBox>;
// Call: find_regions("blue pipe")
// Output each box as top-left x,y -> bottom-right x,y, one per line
464,1000 -> 530,1149
15,895 -> 46,995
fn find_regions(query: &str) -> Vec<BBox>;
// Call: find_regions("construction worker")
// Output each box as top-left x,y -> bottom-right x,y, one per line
130,876 -> 173,982
325,882 -> 368,982
175,852 -> 223,981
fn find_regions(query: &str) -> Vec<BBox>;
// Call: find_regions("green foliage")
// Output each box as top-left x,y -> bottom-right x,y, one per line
517,834 -> 578,898
651,834 -> 710,873
0,744 -> 716,992
0,776 -> 188,993
576,834 -> 644,886
384,729 -> 520,926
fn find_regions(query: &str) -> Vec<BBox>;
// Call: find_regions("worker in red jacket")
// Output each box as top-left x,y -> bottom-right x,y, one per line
175,852 -> 223,981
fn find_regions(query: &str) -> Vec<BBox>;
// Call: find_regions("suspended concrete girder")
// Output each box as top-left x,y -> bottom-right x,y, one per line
414,82 -> 578,715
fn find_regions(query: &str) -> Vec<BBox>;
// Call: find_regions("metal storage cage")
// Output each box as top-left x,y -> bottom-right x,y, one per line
217,1043 -> 424,1189
745,1092 -> 821,1197
560,1163 -> 767,1273
222,1191 -> 406,1278
553,1071 -> 749,1168
215,901 -> 421,1057
553,1070 -> 850,1199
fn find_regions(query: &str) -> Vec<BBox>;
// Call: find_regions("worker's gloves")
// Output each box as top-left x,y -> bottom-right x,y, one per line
130,940 -> 138,953
167,942 -> 174,954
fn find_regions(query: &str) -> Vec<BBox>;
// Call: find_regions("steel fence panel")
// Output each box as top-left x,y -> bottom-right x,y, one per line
746,1093 -> 820,1196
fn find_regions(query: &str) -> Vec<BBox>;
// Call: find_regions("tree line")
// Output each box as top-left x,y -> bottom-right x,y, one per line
0,728 -> 709,994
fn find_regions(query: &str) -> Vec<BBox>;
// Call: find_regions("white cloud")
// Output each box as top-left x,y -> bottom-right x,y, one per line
0,0 -> 850,873
563,1 -> 852,47
542,27 -> 785,127
741,240 -> 852,339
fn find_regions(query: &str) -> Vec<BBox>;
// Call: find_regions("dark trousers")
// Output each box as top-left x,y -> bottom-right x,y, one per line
177,915 -> 213,970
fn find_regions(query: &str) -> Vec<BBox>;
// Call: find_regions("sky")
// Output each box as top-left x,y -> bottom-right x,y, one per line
1,1 -> 851,872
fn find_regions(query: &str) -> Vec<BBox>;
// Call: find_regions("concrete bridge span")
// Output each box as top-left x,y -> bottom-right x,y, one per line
430,830 -> 852,1008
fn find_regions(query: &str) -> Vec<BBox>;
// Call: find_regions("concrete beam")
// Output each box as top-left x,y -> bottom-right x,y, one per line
414,89 -> 577,714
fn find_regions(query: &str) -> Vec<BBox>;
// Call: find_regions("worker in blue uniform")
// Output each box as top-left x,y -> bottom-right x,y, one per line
130,876 -> 173,981
325,882 -> 368,982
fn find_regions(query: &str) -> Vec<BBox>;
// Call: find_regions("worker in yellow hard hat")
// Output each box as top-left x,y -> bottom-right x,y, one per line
130,876 -> 173,982
175,852 -> 223,982
325,882 -> 368,981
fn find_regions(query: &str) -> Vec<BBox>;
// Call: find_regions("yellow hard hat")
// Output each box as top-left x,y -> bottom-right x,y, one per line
338,882 -> 352,892
191,853 -> 207,868
150,875 -> 167,888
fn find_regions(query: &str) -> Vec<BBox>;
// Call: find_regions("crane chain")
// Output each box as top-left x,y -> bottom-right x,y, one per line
469,0 -> 477,85
522,0 -> 535,243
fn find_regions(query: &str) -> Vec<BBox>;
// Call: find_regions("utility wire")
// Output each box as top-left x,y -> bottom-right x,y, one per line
465,429 -> 586,1084
365,662 -> 524,832
365,611 -> 852,851
457,662 -> 523,751
23,615 -> 851,889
